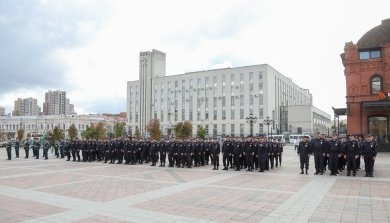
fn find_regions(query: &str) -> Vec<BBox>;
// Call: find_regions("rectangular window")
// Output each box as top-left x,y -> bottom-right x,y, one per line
240,109 -> 244,119
259,108 -> 263,119
222,110 -> 226,120
231,96 -> 235,106
231,109 -> 235,120
240,124 -> 244,137
259,123 -> 263,134
222,124 -> 226,135
214,110 -> 217,120
231,124 -> 235,136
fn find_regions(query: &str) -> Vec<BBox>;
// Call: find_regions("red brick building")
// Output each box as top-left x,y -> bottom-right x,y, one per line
341,19 -> 390,141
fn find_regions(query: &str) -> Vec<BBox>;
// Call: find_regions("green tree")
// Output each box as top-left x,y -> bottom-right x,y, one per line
53,126 -> 64,141
174,121 -> 193,139
196,125 -> 207,139
81,122 -> 107,139
134,126 -> 141,139
114,122 -> 126,138
17,129 -> 25,141
68,124 -> 78,140
146,119 -> 162,140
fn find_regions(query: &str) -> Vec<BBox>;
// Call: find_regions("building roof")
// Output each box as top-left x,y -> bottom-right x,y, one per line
357,19 -> 390,49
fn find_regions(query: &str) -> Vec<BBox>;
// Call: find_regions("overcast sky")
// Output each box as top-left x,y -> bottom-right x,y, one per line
0,0 -> 389,116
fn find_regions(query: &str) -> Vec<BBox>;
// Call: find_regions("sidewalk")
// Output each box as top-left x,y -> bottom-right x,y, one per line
0,146 -> 389,223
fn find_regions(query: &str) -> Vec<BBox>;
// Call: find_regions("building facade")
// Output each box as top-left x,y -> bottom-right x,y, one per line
43,90 -> 74,115
0,114 -> 109,139
128,50 -> 317,137
287,105 -> 331,135
12,98 -> 41,116
0,106 -> 5,116
341,18 -> 390,141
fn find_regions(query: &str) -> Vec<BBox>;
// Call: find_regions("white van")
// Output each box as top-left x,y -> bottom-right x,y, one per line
289,134 -> 310,148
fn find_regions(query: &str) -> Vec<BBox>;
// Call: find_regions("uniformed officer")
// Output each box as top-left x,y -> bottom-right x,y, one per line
159,140 -> 167,167
59,140 -> 65,158
257,138 -> 267,172
33,138 -> 40,159
222,136 -> 231,170
327,134 -> 341,176
297,135 -> 311,174
244,137 -> 254,171
211,139 -> 220,170
344,135 -> 359,176
6,140 -> 12,160
43,140 -> 50,160
24,139 -> 30,158
14,139 -> 20,158
361,134 -> 377,177
233,138 -> 242,171
310,132 -> 325,175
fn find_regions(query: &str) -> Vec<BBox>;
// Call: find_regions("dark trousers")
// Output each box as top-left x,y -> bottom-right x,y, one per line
269,154 -> 274,168
346,154 -> 356,173
15,148 -> 19,158
329,153 -> 339,174
212,154 -> 219,168
274,154 -> 279,167
43,148 -> 48,159
246,154 -> 253,170
257,154 -> 266,171
186,154 -> 192,167
7,150 -> 11,160
60,148 -> 64,158
234,154 -> 241,170
314,153 -> 323,173
222,153 -> 229,168
160,153 -> 166,165
25,148 -> 29,158
300,154 -> 309,170
364,156 -> 374,176
278,153 -> 282,166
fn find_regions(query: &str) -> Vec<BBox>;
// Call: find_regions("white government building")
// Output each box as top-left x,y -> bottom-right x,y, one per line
127,49 -> 331,138
0,115 -> 116,139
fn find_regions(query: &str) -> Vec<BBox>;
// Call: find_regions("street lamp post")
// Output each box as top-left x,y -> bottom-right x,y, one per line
263,116 -> 273,137
246,113 -> 257,137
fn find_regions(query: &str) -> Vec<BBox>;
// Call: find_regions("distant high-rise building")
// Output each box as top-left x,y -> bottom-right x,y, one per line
12,98 -> 41,116
43,90 -> 74,115
0,106 -> 5,116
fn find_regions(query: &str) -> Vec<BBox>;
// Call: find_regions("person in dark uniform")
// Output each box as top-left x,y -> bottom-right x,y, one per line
257,138 -> 267,172
6,140 -> 12,160
168,140 -> 176,167
109,139 -> 116,164
244,137 -> 254,172
24,139 -> 30,158
268,138 -> 275,169
327,134 -> 341,176
310,132 -> 325,175
14,139 -> 20,158
179,140 -> 186,168
233,137 -> 242,171
33,138 -> 40,159
222,136 -> 231,170
277,139 -> 283,167
211,139 -> 220,170
361,134 -> 377,177
149,140 -> 158,166
297,135 -> 311,174
59,140 -> 65,158
185,139 -> 194,168
43,140 -> 50,160
344,135 -> 359,176
159,140 -> 167,167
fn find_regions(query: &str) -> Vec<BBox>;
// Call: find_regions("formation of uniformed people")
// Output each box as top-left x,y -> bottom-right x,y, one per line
60,136 -> 284,172
297,132 -> 377,177
2,133 -> 378,178
3,138 -> 66,160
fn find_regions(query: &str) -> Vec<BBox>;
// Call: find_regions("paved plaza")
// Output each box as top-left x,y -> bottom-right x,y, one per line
0,146 -> 389,223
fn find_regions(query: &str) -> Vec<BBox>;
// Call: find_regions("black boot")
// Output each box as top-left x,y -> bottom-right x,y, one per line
300,169 -> 304,174
305,169 -> 308,175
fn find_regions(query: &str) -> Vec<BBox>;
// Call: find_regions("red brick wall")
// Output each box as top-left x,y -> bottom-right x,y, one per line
342,43 -> 390,135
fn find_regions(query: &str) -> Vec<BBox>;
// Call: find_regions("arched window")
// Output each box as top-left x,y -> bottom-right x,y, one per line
371,75 -> 383,95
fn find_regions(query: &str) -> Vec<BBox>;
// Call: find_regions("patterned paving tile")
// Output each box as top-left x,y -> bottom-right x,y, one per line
133,186 -> 292,222
36,178 -> 176,202
0,194 -> 67,223
74,215 -> 135,223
